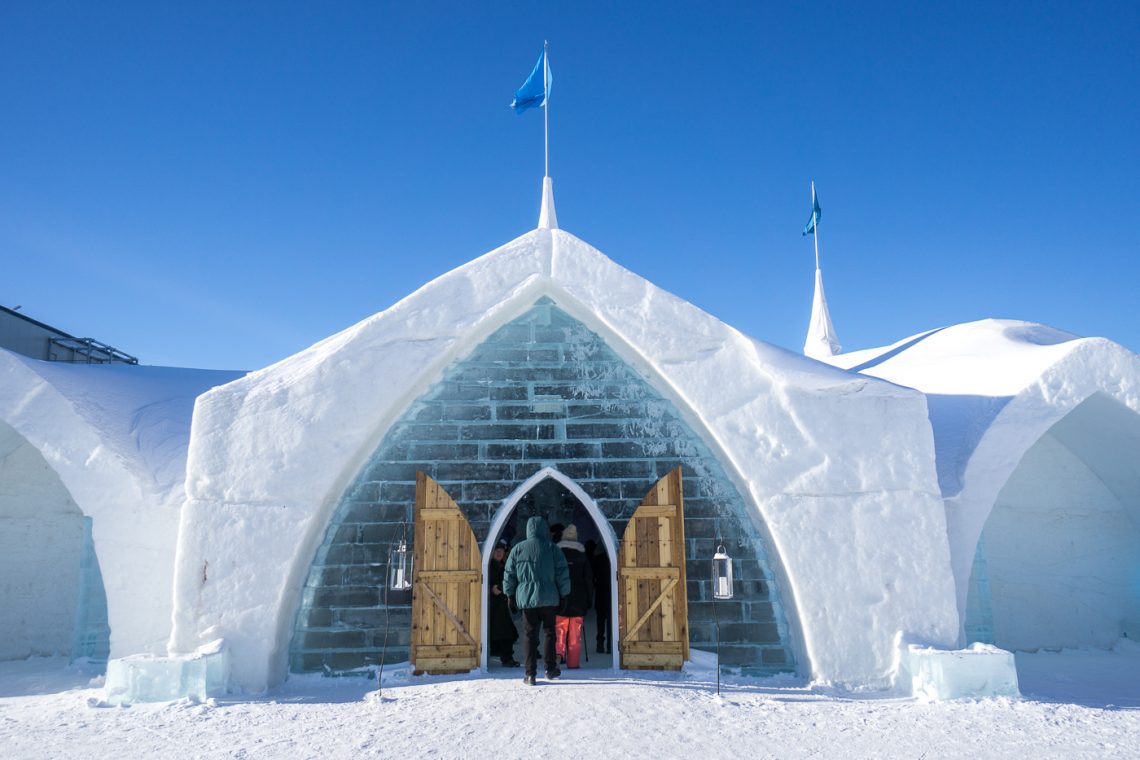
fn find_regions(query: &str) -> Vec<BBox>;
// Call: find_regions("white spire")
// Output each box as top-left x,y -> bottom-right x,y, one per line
804,267 -> 842,358
538,175 -> 558,230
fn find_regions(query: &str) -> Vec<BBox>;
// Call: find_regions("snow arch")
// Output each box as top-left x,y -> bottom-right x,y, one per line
947,339 -> 1140,640
964,392 -> 1140,649
0,418 -> 109,661
0,351 -> 178,659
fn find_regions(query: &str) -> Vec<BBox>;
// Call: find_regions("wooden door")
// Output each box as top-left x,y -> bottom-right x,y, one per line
618,467 -> 690,670
410,472 -> 481,675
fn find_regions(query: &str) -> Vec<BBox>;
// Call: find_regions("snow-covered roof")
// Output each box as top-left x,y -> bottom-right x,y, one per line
173,211 -> 958,691
3,354 -> 243,503
829,319 -> 1090,396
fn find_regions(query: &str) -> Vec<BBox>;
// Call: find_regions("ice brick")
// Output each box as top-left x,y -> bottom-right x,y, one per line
896,637 -> 1019,701
105,640 -> 228,704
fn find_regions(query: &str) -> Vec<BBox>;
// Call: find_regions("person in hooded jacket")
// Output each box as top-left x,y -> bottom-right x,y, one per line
555,524 -> 594,668
503,515 -> 570,685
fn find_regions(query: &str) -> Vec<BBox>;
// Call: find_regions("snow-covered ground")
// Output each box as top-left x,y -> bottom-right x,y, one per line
3,645 -> 1138,759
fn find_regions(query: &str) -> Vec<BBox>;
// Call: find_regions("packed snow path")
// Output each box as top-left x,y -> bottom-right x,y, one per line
2,648 -> 1138,759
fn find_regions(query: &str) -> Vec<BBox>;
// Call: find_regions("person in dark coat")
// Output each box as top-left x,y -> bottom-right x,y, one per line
503,515 -> 570,685
555,524 -> 594,668
488,539 -> 520,667
586,538 -> 612,654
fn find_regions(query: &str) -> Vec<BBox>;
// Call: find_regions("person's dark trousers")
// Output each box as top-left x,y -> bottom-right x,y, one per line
596,608 -> 611,653
522,606 -> 558,676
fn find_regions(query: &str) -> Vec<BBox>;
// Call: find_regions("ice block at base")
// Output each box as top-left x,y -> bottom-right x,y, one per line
897,639 -> 1019,701
104,640 -> 228,704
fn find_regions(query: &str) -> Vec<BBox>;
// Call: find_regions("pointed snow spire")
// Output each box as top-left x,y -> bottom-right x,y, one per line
804,267 -> 842,358
538,175 -> 559,229
802,180 -> 840,359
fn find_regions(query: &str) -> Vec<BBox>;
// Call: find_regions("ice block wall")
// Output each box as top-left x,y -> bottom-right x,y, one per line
289,300 -> 795,674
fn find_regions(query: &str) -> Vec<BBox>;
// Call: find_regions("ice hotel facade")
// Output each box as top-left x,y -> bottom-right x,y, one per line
2,184 -> 1138,696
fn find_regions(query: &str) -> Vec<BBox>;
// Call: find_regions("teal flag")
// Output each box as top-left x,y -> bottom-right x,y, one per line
803,189 -> 821,236
511,48 -> 552,114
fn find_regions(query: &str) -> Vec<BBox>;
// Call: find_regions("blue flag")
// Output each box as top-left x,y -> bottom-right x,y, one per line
511,48 -> 552,114
803,189 -> 821,236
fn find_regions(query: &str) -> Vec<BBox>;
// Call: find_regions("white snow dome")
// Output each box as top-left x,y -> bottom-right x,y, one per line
827,320 -> 1140,654
170,194 -> 958,692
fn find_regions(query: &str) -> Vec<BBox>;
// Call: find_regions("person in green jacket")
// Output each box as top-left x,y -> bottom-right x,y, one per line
503,515 -> 571,685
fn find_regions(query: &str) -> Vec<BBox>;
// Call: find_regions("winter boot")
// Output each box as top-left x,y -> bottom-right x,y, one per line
545,666 -> 561,680
523,674 -> 536,686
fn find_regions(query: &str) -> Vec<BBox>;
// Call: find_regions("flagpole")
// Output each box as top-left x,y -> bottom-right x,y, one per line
543,40 -> 550,178
811,180 -> 820,270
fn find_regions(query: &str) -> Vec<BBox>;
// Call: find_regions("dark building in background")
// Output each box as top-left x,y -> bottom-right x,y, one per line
0,305 -> 137,364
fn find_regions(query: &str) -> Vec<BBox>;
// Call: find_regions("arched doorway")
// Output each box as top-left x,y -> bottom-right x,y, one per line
964,393 -> 1140,650
480,468 -> 619,671
0,419 -> 110,664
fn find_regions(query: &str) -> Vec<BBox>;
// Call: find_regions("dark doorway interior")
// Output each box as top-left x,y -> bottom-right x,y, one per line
487,478 -> 614,673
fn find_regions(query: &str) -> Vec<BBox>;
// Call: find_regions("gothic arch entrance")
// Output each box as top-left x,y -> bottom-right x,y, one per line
481,467 -> 620,671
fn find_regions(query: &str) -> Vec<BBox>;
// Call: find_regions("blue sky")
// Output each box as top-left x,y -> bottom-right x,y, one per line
2,1 -> 1137,369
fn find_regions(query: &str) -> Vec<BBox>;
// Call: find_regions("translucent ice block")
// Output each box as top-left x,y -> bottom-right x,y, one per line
104,640 -> 228,704
897,639 -> 1019,701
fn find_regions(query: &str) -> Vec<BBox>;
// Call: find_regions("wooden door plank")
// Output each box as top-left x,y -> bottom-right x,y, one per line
623,653 -> 682,670
430,524 -> 443,641
454,515 -> 468,570
658,518 -> 673,567
418,507 -> 459,518
623,576 -> 637,645
618,566 -> 681,579
631,505 -> 676,518
434,516 -> 448,573
416,570 -> 480,581
622,641 -> 685,654
417,644 -> 477,657
415,657 -> 478,673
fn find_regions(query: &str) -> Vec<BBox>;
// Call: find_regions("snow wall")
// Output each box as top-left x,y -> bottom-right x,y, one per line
172,227 -> 959,691
0,350 -> 241,660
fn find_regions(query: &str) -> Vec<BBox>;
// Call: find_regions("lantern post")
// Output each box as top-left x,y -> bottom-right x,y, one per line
711,544 -> 733,696
377,524 -> 412,699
